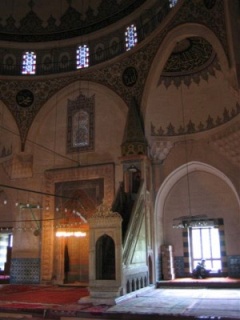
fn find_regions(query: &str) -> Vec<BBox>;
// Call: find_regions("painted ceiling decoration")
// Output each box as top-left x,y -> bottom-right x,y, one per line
151,103 -> 240,137
0,0 -> 231,146
204,0 -> 217,10
0,0 -> 147,42
159,37 -> 221,88
164,37 -> 214,74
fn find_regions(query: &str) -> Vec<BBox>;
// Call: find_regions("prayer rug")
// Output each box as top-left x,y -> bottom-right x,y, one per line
0,284 -> 113,318
0,284 -> 88,304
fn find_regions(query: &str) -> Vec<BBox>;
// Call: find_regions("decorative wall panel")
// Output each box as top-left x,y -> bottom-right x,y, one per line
227,256 -> 240,278
10,258 -> 40,284
41,163 -> 115,282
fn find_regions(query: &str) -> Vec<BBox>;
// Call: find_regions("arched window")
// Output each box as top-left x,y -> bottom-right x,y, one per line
22,51 -> 36,75
125,24 -> 137,51
67,93 -> 95,153
169,0 -> 178,8
76,45 -> 89,69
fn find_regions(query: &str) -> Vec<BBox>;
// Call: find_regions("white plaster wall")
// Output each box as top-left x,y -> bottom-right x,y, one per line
0,102 -> 21,228
26,81 -> 127,194
145,70 -> 237,138
0,81 -> 128,260
163,171 -> 240,256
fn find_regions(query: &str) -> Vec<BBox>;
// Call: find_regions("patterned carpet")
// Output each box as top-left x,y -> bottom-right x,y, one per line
0,284 -> 110,317
108,287 -> 240,319
0,282 -> 239,319
0,284 -> 88,304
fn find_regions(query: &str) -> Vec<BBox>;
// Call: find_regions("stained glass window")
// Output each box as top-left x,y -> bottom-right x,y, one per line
169,0 -> 178,8
125,24 -> 138,51
72,110 -> 89,147
76,45 -> 89,69
22,51 -> 36,75
67,93 -> 94,153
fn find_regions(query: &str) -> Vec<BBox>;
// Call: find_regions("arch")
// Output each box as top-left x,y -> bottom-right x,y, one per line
142,23 -> 231,117
131,278 -> 135,291
27,80 -> 128,144
154,161 -> 240,265
96,234 -> 116,280
148,255 -> 153,285
126,280 -> 130,293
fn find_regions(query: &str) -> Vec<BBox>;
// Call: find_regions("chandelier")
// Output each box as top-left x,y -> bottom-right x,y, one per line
56,230 -> 86,237
172,215 -> 218,229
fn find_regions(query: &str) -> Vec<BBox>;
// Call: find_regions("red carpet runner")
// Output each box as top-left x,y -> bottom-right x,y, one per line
0,284 -> 110,316
0,284 -> 88,304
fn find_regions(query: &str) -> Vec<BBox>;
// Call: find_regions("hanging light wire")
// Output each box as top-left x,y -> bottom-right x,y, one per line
0,183 -> 89,224
0,183 -> 84,202
53,94 -> 58,167
180,83 -> 192,218
0,125 -> 79,165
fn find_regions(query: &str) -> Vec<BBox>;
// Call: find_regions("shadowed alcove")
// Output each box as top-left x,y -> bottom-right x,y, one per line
96,235 -> 116,280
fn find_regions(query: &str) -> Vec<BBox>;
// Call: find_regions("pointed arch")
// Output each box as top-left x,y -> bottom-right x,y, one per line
154,161 -> 240,253
142,23 -> 231,117
96,234 -> 116,280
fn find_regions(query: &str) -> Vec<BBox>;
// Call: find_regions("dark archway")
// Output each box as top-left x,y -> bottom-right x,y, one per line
96,235 -> 116,280
148,255 -> 153,284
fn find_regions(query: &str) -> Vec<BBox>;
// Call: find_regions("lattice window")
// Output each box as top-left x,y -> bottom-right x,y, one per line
169,0 -> 178,8
67,93 -> 94,153
72,110 -> 89,147
125,24 -> 138,51
22,51 -> 36,75
76,45 -> 89,69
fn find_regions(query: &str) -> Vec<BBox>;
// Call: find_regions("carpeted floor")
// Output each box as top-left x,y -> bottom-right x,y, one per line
0,284 -> 114,319
169,277 -> 240,283
157,277 -> 240,289
108,287 -> 240,319
0,281 -> 239,319
0,284 -> 88,304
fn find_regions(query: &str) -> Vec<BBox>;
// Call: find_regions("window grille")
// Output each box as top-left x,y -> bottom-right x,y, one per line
169,0 -> 178,8
125,24 -> 138,51
22,51 -> 36,75
76,45 -> 89,69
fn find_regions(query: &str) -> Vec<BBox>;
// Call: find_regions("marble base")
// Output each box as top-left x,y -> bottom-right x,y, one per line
78,284 -> 122,305
79,295 -> 118,305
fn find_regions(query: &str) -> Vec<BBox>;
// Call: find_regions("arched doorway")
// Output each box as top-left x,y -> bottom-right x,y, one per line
96,235 -> 116,280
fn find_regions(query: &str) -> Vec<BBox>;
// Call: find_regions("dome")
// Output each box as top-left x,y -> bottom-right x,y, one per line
0,0 -> 147,42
